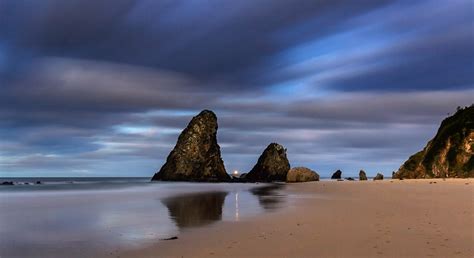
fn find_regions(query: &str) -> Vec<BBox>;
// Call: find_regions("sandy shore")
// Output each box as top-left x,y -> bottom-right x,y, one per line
122,179 -> 473,258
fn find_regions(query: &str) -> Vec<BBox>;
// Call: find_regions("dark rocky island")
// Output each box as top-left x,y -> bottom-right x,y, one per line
331,170 -> 342,179
393,105 -> 474,179
245,143 -> 290,182
151,110 -> 230,182
286,167 -> 319,182
359,170 -> 368,180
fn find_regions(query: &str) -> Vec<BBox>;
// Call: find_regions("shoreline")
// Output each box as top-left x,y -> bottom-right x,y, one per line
122,178 -> 473,258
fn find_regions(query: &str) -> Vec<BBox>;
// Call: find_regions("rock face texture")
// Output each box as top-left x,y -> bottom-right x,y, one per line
246,143 -> 290,182
151,110 -> 230,182
373,173 -> 384,180
286,167 -> 319,183
393,106 -> 474,179
359,170 -> 368,180
331,170 -> 342,179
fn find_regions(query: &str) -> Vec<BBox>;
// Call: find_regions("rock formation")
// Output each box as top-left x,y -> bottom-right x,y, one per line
331,170 -> 342,179
245,143 -> 290,182
151,110 -> 230,182
359,170 -> 368,180
286,167 -> 319,183
373,173 -> 384,180
393,105 -> 474,179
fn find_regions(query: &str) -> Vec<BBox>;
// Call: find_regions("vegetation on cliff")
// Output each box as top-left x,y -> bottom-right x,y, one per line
394,105 -> 474,178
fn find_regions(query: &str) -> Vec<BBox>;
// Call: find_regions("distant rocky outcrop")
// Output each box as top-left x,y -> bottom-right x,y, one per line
359,170 -> 368,180
331,170 -> 342,179
373,173 -> 384,180
286,167 -> 319,183
393,105 -> 474,179
245,143 -> 290,182
151,110 -> 230,182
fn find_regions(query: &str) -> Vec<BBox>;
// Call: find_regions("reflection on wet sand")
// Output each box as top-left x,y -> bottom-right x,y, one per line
162,191 -> 228,228
250,184 -> 286,210
162,184 -> 286,229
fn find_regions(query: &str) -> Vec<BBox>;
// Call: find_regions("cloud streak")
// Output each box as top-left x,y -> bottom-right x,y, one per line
0,0 -> 472,177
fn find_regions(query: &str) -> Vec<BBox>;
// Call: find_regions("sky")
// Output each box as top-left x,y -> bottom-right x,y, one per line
0,0 -> 473,177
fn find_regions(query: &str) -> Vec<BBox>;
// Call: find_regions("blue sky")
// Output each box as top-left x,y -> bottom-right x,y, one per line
0,0 -> 473,177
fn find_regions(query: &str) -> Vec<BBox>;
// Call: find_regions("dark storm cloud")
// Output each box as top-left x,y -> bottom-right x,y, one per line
1,0 -> 473,176
0,0 -> 394,83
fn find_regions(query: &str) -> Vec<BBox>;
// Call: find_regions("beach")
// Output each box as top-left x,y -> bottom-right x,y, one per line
123,179 -> 473,258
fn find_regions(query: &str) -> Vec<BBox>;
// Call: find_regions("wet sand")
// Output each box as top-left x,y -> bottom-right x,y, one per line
123,179 -> 473,258
0,182 -> 286,258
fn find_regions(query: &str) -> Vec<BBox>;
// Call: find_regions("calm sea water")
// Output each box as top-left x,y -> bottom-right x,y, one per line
0,178 -> 286,257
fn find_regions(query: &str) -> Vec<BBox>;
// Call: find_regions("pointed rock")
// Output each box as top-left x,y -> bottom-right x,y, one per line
359,170 -> 368,180
331,170 -> 342,179
151,110 -> 230,182
246,143 -> 290,182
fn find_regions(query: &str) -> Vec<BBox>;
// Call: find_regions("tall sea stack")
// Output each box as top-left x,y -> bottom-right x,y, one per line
393,105 -> 474,179
246,143 -> 290,182
151,110 -> 230,182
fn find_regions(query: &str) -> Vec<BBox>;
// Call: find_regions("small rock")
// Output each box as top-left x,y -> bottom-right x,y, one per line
373,173 -> 384,180
331,170 -> 342,179
359,170 -> 368,180
286,167 -> 319,183
1,181 -> 14,185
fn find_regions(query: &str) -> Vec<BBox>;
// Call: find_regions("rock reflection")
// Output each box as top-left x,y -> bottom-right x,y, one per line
162,191 -> 228,228
250,184 -> 286,210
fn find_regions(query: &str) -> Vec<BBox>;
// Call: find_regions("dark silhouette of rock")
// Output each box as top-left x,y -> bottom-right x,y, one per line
161,236 -> 178,241
246,143 -> 290,182
345,177 -> 355,181
1,181 -> 14,185
393,105 -> 473,179
161,191 -> 228,228
36,181 -> 42,184
374,173 -> 384,180
331,170 -> 342,179
359,170 -> 368,180
151,110 -> 230,182
287,167 -> 319,183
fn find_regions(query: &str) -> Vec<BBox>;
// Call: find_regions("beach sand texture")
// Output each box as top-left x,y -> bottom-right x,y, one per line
123,179 -> 473,258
